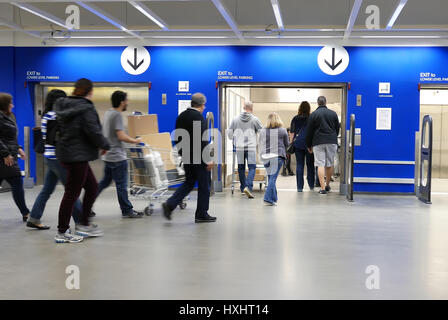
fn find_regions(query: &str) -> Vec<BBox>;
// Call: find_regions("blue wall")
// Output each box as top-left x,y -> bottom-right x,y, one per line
1,45 -> 448,193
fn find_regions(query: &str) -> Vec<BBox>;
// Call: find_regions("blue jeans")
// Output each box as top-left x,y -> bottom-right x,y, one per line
263,157 -> 284,204
30,158 -> 82,224
295,149 -> 315,190
167,164 -> 210,218
0,175 -> 29,217
236,149 -> 257,192
97,160 -> 133,215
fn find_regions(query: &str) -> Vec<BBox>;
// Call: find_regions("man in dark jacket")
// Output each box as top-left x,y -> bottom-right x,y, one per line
306,96 -> 340,194
53,78 -> 110,243
162,93 -> 216,223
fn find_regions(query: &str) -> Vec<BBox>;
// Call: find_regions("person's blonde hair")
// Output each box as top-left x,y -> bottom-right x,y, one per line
266,112 -> 283,129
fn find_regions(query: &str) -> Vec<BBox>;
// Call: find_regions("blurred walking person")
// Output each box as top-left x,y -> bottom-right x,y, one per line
306,96 -> 340,194
54,78 -> 110,243
227,101 -> 262,198
259,113 -> 289,206
27,89 -> 83,230
0,93 -> 30,221
290,101 -> 315,192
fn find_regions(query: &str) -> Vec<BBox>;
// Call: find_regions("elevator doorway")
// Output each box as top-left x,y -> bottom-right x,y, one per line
219,82 -> 348,194
34,82 -> 149,185
419,86 -> 448,192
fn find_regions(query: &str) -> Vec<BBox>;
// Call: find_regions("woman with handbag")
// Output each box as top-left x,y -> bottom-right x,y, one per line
0,93 -> 31,221
290,101 -> 315,192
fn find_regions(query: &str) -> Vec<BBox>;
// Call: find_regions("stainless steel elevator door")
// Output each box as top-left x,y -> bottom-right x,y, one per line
420,89 -> 448,179
34,83 -> 149,185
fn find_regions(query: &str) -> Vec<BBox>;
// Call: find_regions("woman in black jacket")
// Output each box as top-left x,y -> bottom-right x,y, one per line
290,101 -> 315,192
0,93 -> 31,221
54,78 -> 110,243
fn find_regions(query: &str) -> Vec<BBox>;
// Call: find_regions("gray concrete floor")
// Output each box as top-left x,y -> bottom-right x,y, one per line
0,179 -> 447,300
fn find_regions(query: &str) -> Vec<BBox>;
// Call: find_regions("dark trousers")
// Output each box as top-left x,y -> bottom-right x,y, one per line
58,162 -> 98,233
0,176 -> 29,216
166,164 -> 210,218
30,158 -> 82,224
97,160 -> 133,215
295,149 -> 315,190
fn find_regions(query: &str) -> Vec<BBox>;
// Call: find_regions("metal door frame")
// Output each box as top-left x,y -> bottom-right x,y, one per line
34,82 -> 150,185
218,82 -> 349,194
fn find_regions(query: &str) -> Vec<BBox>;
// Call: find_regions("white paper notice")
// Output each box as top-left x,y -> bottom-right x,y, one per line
376,108 -> 392,130
178,100 -> 190,115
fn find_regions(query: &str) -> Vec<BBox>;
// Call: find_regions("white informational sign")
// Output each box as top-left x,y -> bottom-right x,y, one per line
121,46 -> 150,75
317,46 -> 349,75
379,82 -> 391,94
178,100 -> 191,115
178,81 -> 190,92
376,108 -> 392,130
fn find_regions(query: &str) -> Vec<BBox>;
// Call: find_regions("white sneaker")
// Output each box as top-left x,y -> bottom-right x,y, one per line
243,187 -> 255,199
264,201 -> 275,206
54,229 -> 83,243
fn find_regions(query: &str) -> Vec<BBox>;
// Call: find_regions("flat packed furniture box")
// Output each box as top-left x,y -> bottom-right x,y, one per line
140,133 -> 177,171
127,114 -> 159,138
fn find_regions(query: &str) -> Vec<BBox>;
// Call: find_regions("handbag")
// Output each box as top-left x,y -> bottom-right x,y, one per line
0,159 -> 21,179
33,127 -> 45,154
287,126 -> 304,155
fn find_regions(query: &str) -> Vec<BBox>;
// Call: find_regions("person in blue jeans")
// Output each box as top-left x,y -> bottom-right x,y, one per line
227,101 -> 263,199
28,89 -> 82,230
290,101 -> 315,192
259,113 -> 289,206
0,93 -> 30,222
96,90 -> 143,218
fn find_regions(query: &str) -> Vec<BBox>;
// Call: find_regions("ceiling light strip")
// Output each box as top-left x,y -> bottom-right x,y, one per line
210,0 -> 243,40
344,0 -> 363,40
128,1 -> 169,30
75,1 -> 142,39
11,2 -> 69,30
270,0 -> 284,31
386,0 -> 408,30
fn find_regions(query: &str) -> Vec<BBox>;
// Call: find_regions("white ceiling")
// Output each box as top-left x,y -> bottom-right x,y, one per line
0,0 -> 447,46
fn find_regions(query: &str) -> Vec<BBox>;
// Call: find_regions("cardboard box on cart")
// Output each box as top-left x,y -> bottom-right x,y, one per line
139,133 -> 177,171
127,114 -> 159,138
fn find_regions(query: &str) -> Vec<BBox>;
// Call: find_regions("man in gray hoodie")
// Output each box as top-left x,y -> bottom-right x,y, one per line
227,101 -> 263,198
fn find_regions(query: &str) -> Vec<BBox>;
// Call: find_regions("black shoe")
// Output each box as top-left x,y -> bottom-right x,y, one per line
318,189 -> 327,195
195,214 -> 217,223
162,202 -> 173,221
122,210 -> 143,219
22,214 -> 29,222
325,186 -> 331,192
89,211 -> 96,218
26,221 -> 50,230
288,171 -> 295,176
281,170 -> 287,176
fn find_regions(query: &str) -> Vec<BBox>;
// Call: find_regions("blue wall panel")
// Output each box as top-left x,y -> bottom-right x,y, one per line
1,45 -> 447,193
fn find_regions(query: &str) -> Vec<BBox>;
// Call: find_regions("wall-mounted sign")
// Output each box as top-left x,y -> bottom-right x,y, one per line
376,108 -> 392,130
379,82 -> 391,94
178,100 -> 190,114
317,46 -> 349,76
121,46 -> 150,75
178,81 -> 190,92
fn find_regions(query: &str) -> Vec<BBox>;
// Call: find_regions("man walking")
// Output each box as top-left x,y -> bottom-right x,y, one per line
227,101 -> 262,198
306,96 -> 340,194
162,93 -> 216,223
96,90 -> 143,218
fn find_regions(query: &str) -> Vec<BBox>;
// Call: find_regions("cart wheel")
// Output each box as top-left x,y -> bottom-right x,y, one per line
231,186 -> 234,195
130,190 -> 135,196
179,202 -> 187,210
144,206 -> 153,216
260,183 -> 263,190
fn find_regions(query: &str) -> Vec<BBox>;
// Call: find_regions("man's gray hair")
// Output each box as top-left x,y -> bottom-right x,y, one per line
191,92 -> 207,108
317,96 -> 326,106
244,101 -> 253,111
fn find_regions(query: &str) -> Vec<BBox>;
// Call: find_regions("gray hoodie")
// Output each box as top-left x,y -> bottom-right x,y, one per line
227,112 -> 263,150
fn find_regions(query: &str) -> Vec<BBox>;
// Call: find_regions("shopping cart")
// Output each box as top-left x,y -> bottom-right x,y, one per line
126,144 -> 187,215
